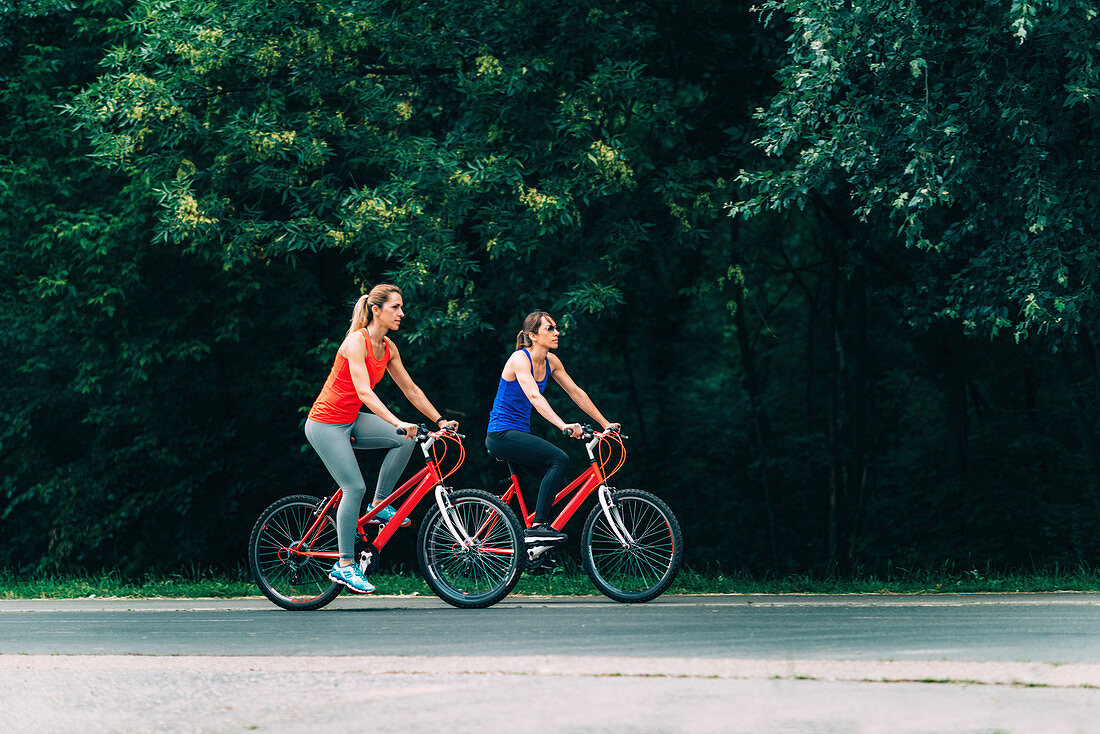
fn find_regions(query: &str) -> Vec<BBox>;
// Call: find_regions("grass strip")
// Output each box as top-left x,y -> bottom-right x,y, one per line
2,565 -> 1100,599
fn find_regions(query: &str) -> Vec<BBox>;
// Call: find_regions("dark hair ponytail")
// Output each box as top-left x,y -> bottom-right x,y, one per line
515,310 -> 552,349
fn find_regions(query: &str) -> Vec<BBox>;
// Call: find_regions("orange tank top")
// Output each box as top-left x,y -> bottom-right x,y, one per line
307,330 -> 391,424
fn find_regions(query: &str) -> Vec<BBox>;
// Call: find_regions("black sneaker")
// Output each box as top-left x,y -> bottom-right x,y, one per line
524,524 -> 568,544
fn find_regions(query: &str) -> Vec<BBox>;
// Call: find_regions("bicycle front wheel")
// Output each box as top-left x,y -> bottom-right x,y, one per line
581,488 -> 683,603
417,488 -> 523,609
248,494 -> 342,611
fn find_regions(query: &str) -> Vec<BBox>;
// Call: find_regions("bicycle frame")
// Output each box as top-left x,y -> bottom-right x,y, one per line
499,431 -> 624,532
289,431 -> 458,561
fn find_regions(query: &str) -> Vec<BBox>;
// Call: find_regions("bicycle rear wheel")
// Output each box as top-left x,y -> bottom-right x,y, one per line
417,488 -> 523,609
248,494 -> 342,611
581,488 -> 683,603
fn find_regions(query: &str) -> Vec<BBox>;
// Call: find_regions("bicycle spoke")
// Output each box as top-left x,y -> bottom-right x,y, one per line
421,494 -> 520,605
584,493 -> 680,599
250,497 -> 341,607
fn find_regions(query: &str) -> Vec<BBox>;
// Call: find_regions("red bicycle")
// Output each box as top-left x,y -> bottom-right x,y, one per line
249,426 -> 524,610
492,425 -> 683,603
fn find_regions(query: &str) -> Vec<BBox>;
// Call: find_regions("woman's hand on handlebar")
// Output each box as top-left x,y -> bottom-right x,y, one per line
396,421 -> 419,439
438,419 -> 459,432
561,423 -> 622,439
562,422 -> 584,439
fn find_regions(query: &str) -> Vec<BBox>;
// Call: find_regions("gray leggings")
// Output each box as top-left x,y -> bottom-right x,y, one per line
305,414 -> 417,561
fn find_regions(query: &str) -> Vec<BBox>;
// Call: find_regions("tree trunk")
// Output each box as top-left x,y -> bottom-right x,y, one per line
939,321 -> 969,475
1063,334 -> 1100,521
618,311 -> 652,476
826,245 -> 842,566
731,282 -> 779,567
845,262 -> 868,563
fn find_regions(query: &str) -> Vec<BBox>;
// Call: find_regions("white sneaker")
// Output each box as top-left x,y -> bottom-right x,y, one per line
328,562 -> 376,594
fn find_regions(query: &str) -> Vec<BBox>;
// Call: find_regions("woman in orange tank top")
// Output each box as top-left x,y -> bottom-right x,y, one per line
304,283 -> 457,594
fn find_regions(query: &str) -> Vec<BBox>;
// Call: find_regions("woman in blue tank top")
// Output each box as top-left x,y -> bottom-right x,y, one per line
486,311 -> 619,544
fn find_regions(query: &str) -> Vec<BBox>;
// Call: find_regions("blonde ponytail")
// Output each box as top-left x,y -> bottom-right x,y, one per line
346,284 -> 402,338
347,294 -> 371,337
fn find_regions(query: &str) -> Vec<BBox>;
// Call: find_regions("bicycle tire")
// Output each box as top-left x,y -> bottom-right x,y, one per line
581,488 -> 683,603
417,488 -> 524,609
248,494 -> 343,611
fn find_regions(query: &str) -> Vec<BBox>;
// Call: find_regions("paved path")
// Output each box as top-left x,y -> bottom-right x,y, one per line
4,593 -> 1099,662
3,594 -> 1100,733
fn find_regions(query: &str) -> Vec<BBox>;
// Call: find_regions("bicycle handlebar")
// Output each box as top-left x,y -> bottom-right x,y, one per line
395,424 -> 465,441
563,424 -> 623,440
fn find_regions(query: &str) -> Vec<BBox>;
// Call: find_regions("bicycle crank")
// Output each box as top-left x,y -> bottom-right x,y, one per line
354,536 -> 381,574
524,548 -> 559,574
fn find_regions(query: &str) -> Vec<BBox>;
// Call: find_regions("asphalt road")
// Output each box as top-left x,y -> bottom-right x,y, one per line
4,594 -> 1100,734
2,593 -> 1099,661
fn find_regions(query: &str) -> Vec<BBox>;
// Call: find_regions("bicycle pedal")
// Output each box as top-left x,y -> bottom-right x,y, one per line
525,548 -> 560,573
371,518 -> 411,529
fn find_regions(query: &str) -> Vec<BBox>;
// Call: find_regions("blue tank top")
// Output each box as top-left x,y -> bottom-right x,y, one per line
487,349 -> 550,433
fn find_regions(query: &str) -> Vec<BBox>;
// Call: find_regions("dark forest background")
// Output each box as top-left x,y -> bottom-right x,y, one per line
3,0 -> 1100,576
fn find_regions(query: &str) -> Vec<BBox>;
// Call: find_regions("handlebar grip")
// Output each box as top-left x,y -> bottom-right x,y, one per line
562,427 -> 575,437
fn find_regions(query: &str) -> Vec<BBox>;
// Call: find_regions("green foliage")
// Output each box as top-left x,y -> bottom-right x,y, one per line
5,0 -> 1100,582
711,0 -> 1100,574
6,0 -> 762,575
733,0 -> 1100,342
0,0 -> 335,574
70,0 -> 736,352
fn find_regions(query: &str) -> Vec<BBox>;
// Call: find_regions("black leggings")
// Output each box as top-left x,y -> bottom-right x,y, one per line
485,430 -> 569,524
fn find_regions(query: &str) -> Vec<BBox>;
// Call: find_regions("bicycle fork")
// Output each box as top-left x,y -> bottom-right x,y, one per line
581,433 -> 634,548
597,485 -> 634,548
434,485 -> 475,548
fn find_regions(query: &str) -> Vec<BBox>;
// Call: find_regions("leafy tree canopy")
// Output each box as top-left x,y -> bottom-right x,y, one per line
731,0 -> 1100,343
72,0 -> 733,354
